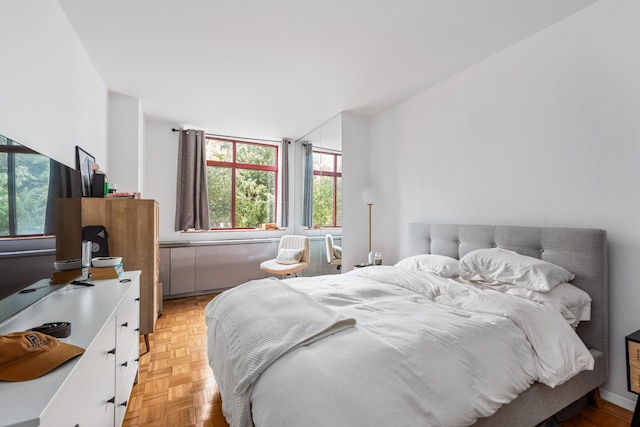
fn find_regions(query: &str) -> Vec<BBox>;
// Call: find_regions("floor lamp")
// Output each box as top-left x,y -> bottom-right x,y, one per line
362,187 -> 377,263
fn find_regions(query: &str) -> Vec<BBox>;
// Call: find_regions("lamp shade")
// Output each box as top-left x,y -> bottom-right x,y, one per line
362,187 -> 377,205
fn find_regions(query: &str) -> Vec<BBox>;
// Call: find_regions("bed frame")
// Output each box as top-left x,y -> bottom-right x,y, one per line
407,223 -> 608,427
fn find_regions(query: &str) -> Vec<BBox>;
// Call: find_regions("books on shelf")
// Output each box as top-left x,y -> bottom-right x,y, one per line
50,269 -> 81,285
89,262 -> 124,280
106,191 -> 141,199
49,263 -> 125,284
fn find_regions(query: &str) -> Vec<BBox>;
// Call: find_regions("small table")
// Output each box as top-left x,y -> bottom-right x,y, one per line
625,329 -> 640,426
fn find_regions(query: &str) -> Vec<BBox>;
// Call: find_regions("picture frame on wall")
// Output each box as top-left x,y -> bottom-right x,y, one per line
75,146 -> 95,197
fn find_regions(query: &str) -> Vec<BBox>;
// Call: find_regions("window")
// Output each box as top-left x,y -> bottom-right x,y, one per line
0,137 -> 50,237
312,150 -> 342,227
205,137 -> 278,229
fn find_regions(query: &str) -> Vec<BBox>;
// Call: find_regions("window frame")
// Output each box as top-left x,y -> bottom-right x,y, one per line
205,137 -> 279,230
0,140 -> 46,238
312,149 -> 342,228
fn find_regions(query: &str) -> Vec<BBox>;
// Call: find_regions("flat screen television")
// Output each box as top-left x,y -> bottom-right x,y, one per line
0,132 -> 82,324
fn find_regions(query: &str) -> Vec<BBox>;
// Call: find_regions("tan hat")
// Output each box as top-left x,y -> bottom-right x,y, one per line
0,331 -> 84,382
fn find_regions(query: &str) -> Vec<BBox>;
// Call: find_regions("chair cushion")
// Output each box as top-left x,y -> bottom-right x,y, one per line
260,259 -> 309,275
333,246 -> 342,259
276,248 -> 304,265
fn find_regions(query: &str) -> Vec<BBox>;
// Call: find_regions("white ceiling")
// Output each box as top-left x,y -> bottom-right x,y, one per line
58,0 -> 597,141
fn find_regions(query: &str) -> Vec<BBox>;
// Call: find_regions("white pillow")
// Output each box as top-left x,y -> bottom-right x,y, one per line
459,248 -> 574,292
488,282 -> 591,327
394,254 -> 461,278
333,245 -> 342,259
275,248 -> 304,265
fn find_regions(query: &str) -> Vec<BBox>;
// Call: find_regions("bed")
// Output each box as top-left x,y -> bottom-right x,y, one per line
205,223 -> 608,427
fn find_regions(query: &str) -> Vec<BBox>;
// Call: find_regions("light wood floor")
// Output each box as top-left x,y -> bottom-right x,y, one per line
123,295 -> 227,427
123,294 -> 633,427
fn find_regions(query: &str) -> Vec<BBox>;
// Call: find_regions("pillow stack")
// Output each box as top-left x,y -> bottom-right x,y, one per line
393,248 -> 590,327
458,248 -> 574,292
394,254 -> 461,278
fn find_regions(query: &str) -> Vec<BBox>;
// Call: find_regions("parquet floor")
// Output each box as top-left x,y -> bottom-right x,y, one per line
123,294 -> 633,427
123,294 -> 226,427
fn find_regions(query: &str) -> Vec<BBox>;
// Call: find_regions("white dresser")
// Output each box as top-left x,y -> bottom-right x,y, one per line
0,271 -> 141,427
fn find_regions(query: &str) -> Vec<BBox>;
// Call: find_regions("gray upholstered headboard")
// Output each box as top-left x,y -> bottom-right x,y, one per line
407,223 -> 608,366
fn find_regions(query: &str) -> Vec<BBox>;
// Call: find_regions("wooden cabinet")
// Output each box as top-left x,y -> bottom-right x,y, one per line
626,329 -> 640,426
81,198 -> 159,342
0,272 -> 140,427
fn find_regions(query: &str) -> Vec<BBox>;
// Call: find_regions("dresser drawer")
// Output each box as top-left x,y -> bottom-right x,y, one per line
629,340 -> 640,367
41,316 -> 116,427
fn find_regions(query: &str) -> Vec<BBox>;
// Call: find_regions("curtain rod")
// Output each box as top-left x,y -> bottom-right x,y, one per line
300,141 -> 341,154
171,128 -> 281,144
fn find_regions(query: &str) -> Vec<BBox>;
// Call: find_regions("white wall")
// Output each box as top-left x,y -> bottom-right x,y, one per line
108,92 -> 145,193
144,121 -> 181,241
370,0 -> 640,409
342,113 -> 372,269
0,0 -> 107,168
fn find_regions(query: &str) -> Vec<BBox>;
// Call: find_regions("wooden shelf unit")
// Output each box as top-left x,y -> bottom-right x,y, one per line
81,198 -> 160,342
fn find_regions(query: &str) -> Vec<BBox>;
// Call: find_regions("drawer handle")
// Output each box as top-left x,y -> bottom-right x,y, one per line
135,298 -> 140,302
135,328 -> 140,332
107,396 -> 116,404
121,321 -> 129,328
108,348 -> 116,355
121,361 -> 128,367
120,400 -> 128,407
135,358 -> 140,362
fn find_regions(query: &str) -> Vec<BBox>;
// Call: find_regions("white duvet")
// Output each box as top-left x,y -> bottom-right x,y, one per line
207,266 -> 594,427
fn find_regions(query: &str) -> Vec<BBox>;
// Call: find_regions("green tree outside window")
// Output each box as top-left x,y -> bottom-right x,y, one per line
205,138 -> 277,229
312,150 -> 342,227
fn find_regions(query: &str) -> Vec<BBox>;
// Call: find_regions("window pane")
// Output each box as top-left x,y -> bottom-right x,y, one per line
312,175 -> 334,226
204,138 -> 279,230
206,139 -> 233,162
336,155 -> 342,173
0,152 -> 8,235
235,169 -> 276,228
313,152 -> 334,172
236,143 -> 276,166
15,153 -> 49,235
207,166 -> 232,228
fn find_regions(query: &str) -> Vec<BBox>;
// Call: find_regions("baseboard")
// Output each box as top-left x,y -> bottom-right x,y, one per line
601,388 -> 637,412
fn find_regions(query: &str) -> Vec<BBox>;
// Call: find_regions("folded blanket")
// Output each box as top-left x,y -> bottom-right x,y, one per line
205,277 -> 356,427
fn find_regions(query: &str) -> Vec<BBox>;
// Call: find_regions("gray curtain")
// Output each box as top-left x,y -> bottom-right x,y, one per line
302,142 -> 313,227
175,129 -> 211,231
280,139 -> 290,227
